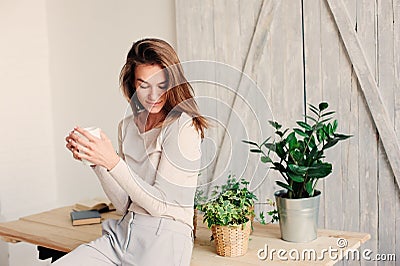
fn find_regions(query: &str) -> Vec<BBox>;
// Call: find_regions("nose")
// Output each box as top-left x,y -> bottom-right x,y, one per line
149,87 -> 164,102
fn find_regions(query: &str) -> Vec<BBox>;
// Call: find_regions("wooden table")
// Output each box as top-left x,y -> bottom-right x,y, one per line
0,206 -> 370,265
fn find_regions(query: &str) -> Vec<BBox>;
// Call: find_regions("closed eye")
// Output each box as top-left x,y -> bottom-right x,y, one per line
137,78 -> 150,89
139,84 -> 150,89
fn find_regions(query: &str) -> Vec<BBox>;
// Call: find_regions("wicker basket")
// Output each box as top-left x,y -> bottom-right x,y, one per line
211,220 -> 252,257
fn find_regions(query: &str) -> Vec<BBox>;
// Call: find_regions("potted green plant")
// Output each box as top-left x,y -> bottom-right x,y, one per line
210,175 -> 258,231
243,102 -> 351,242
197,175 -> 257,257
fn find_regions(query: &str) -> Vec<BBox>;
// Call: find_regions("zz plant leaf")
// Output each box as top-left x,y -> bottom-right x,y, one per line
242,102 -> 352,199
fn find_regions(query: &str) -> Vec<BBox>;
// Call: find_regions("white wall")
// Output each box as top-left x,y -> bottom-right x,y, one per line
0,0 -> 57,265
46,0 -> 177,206
0,0 -> 176,265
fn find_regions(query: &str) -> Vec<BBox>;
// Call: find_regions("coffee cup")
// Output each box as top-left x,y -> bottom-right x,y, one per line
74,127 -> 100,166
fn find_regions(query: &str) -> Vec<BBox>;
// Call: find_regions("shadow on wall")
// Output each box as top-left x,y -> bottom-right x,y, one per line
0,201 -> 10,266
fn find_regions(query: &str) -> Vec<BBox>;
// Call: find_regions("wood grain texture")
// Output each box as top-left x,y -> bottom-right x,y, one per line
210,0 -> 280,186
175,1 -> 400,261
340,0 -> 361,253
194,216 -> 370,265
266,0 -> 304,205
237,0 -> 269,213
175,0 -> 218,190
211,0 -> 243,184
0,206 -> 115,252
326,0 -> 400,188
303,0 -> 325,228
0,207 -> 371,265
377,0 -> 397,258
354,1 -> 379,264
394,0 -> 400,259
321,0 -> 343,231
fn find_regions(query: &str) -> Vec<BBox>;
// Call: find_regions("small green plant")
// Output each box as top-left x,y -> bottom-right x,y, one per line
257,199 -> 279,224
194,188 -> 208,207
198,175 -> 257,228
243,102 -> 351,199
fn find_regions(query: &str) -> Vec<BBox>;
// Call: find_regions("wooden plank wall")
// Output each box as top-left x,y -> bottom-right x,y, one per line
376,0 -> 396,262
394,0 -> 400,259
176,0 -> 399,264
356,1 -> 380,263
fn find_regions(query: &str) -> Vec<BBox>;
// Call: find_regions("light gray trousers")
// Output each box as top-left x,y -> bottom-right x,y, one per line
52,212 -> 194,266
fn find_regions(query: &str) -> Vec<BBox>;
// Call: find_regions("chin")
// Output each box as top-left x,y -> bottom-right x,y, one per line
147,107 -> 163,114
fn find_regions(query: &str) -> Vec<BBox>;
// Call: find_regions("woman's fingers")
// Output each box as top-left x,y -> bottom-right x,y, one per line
66,128 -> 95,163
66,136 -> 77,152
66,141 -> 80,160
73,153 -> 80,160
66,138 -> 79,150
66,134 -> 82,161
69,132 -> 91,149
73,148 -> 93,163
74,126 -> 97,142
66,126 -> 112,168
66,142 -> 72,151
78,145 -> 93,155
71,147 -> 81,160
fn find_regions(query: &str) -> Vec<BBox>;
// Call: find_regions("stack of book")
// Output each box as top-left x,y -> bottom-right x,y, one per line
70,197 -> 115,226
70,210 -> 101,226
73,197 -> 115,213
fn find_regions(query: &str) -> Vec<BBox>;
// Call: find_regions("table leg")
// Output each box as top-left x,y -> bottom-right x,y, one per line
37,246 -> 67,262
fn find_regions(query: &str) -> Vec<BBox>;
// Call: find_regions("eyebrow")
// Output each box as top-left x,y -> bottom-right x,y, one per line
137,78 -> 167,85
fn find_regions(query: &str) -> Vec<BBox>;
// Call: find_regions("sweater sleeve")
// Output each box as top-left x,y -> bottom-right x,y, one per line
91,119 -> 130,215
107,113 -> 201,217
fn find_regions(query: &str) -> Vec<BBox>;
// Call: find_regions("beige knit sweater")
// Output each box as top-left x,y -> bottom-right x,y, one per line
92,112 -> 202,228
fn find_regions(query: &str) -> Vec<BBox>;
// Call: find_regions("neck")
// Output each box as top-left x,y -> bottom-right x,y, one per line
137,110 -> 166,131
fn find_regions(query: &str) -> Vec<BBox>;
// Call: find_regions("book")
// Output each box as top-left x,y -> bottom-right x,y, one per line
73,197 -> 115,213
70,210 -> 101,226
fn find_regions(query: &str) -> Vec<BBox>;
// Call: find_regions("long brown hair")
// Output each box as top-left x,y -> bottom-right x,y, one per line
120,38 -> 208,138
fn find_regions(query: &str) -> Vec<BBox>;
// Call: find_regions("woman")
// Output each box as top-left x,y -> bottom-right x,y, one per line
58,38 -> 207,265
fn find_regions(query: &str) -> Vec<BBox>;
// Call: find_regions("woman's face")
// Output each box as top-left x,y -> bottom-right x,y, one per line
134,64 -> 167,114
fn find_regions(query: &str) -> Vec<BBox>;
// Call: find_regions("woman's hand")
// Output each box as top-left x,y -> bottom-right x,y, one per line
65,126 -> 120,170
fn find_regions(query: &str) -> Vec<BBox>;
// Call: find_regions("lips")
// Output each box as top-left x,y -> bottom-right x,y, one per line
146,101 -> 162,105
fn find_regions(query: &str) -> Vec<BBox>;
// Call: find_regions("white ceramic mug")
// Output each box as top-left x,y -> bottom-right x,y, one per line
74,127 -> 101,166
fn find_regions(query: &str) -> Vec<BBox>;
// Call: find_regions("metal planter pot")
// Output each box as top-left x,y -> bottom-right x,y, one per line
274,189 -> 321,243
